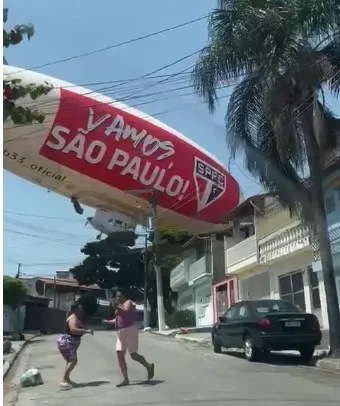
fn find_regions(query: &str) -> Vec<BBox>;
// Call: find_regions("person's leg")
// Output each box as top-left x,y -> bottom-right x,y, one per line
62,348 -> 78,385
63,359 -> 77,384
127,326 -> 154,380
116,333 -> 129,387
116,351 -> 129,387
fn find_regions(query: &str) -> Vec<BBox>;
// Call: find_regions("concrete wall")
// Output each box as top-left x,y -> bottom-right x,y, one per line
3,305 -> 25,333
255,197 -> 298,240
194,280 -> 213,327
237,250 -> 324,325
177,286 -> 195,310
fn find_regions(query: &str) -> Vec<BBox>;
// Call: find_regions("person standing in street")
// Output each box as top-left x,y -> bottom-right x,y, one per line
103,290 -> 154,387
57,302 -> 93,389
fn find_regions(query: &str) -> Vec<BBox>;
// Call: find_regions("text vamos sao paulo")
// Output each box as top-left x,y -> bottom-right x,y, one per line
45,108 -> 191,200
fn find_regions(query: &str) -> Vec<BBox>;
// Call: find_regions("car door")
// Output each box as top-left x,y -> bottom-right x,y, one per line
231,304 -> 253,348
218,304 -> 240,348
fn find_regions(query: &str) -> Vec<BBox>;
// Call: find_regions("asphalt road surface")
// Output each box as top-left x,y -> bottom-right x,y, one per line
4,331 -> 340,406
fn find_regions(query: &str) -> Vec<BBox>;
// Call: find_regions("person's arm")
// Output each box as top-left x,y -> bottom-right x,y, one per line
68,317 -> 93,335
103,317 -> 116,325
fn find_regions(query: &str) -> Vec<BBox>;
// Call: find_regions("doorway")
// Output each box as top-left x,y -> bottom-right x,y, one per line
212,277 -> 237,323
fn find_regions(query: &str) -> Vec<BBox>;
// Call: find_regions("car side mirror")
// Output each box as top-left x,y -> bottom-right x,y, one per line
219,316 -> 227,322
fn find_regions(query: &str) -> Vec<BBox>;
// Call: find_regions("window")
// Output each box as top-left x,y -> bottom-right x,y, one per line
278,271 -> 306,310
325,195 -> 335,214
224,304 -> 239,320
237,304 -> 251,318
253,300 -> 300,314
308,266 -> 321,310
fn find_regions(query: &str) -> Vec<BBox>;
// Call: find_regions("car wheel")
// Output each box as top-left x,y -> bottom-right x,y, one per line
299,346 -> 315,363
244,335 -> 259,362
212,334 -> 222,354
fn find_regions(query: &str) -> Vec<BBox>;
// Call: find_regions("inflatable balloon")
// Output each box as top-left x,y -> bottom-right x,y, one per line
4,66 -> 240,233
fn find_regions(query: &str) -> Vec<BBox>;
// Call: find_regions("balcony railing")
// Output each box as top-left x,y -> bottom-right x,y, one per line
170,261 -> 188,288
188,256 -> 212,283
226,235 -> 257,267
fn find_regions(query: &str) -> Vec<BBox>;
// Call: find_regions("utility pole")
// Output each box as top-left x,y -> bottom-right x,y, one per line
143,229 -> 149,329
15,263 -> 22,279
150,192 -> 166,331
125,188 -> 166,331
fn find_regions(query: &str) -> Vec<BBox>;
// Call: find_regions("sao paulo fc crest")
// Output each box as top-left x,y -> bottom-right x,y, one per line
193,157 -> 226,212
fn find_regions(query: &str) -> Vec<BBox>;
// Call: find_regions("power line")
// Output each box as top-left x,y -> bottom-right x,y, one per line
3,210 -> 85,221
4,83 -> 233,145
7,15 -> 208,75
4,50 -> 206,141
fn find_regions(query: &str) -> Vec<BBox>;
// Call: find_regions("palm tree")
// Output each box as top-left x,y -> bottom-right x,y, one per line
192,0 -> 340,355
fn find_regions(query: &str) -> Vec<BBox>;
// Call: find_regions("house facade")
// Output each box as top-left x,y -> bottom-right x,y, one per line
23,271 -> 106,312
170,233 -> 235,327
170,162 -> 340,331
312,145 -> 340,328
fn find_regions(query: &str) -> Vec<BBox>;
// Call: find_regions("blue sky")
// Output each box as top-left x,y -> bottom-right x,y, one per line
4,0 -> 338,278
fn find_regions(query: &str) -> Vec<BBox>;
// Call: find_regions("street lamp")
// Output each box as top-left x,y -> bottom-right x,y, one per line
125,188 -> 166,331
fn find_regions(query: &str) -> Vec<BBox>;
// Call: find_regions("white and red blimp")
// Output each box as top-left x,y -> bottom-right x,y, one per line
3,65 -> 240,233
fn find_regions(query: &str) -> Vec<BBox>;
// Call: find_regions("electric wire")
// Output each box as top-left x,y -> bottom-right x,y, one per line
6,15 -> 208,75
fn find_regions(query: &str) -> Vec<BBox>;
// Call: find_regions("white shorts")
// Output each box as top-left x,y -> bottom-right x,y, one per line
116,324 -> 139,353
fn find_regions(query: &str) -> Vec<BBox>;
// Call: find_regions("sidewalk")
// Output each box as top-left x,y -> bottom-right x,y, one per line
149,328 -> 340,372
3,334 -> 40,378
151,328 -> 330,348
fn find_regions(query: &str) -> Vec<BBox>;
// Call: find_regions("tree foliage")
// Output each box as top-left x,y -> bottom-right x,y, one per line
3,275 -> 27,309
192,0 -> 340,354
3,8 -> 52,124
69,229 -> 193,319
192,0 -> 340,217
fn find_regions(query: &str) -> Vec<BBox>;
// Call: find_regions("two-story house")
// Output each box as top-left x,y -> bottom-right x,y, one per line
170,233 -> 227,327
222,194 -> 322,326
211,195 -> 267,323
312,138 -> 340,328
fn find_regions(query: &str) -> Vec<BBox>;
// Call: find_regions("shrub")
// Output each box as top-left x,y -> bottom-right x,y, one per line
165,309 -> 196,329
3,275 -> 27,309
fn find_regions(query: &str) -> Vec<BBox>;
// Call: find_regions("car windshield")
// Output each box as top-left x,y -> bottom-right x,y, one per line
254,300 -> 300,314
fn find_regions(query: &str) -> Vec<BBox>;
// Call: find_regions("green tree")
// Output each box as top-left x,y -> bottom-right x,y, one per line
3,275 -> 27,309
3,8 -> 51,124
192,0 -> 340,355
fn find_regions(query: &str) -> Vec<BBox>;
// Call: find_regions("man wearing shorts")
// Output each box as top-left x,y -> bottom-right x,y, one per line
103,290 -> 154,387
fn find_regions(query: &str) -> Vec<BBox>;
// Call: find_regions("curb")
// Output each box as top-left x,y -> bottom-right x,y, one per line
316,357 -> 340,374
175,335 -> 208,343
3,343 -> 26,379
3,335 -> 40,379
148,330 -> 179,337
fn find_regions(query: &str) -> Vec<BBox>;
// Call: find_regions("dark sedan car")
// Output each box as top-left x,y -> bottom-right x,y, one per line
212,299 -> 322,362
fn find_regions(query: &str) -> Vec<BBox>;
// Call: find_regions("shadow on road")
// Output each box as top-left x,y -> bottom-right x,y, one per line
222,350 -> 324,367
74,380 -> 111,388
131,379 -> 165,387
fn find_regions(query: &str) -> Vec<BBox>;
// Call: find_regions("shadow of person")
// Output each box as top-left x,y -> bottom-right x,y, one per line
74,380 -> 111,388
130,379 -> 165,387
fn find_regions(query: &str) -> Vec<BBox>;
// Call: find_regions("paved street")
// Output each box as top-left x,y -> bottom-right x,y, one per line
4,331 -> 340,406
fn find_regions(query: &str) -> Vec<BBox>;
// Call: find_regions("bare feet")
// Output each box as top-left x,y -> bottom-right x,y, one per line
147,363 -> 155,381
116,380 -> 129,388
